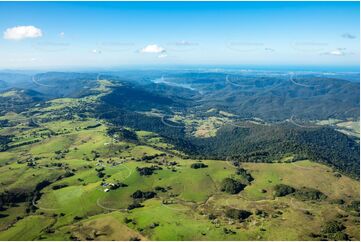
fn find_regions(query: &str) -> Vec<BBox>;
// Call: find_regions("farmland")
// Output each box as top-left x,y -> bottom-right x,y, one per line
0,92 -> 359,240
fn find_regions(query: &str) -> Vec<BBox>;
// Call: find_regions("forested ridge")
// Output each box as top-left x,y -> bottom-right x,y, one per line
96,101 -> 360,178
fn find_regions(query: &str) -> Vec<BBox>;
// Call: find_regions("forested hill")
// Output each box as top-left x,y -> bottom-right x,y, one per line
189,125 -> 360,178
96,99 -> 360,178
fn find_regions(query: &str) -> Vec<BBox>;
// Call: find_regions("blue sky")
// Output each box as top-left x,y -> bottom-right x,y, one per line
0,1 -> 359,70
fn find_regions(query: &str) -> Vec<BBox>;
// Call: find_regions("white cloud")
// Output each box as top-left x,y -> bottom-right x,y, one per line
10,57 -> 37,62
265,47 -> 275,52
321,48 -> 352,56
91,49 -> 102,54
140,44 -> 166,54
3,26 -> 42,40
329,50 -> 344,56
59,32 -> 65,38
341,33 -> 356,39
290,41 -> 328,52
174,40 -> 198,46
158,53 -> 168,58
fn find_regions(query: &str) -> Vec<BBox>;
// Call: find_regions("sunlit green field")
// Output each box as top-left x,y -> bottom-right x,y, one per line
0,94 -> 359,241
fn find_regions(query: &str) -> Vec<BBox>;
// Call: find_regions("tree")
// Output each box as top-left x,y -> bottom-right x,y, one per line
348,200 -> 360,212
190,163 -> 208,169
273,184 -> 295,197
220,178 -> 246,194
131,190 -> 156,200
136,166 -> 162,176
236,168 -> 254,183
225,208 -> 252,221
322,220 -> 345,234
331,232 -> 349,240
294,187 -> 327,200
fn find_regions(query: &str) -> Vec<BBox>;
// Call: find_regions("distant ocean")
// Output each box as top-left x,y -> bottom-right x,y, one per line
105,65 -> 360,74
179,65 -> 360,73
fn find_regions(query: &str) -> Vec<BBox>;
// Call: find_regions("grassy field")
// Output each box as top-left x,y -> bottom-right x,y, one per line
0,91 -> 359,241
336,121 -> 360,138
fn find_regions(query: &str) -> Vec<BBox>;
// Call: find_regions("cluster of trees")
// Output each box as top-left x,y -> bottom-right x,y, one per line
136,166 -> 162,176
236,168 -> 254,183
0,135 -> 12,151
62,171 -> 75,178
225,208 -> 252,221
347,200 -> 360,213
54,149 -> 69,160
322,220 -> 345,233
220,178 -> 246,194
321,220 -> 349,240
131,190 -> 157,200
273,184 -> 296,197
141,153 -> 166,162
0,190 -> 30,209
190,162 -> 208,169
273,184 -> 327,200
127,202 -> 144,210
154,186 -> 167,192
294,187 -> 327,201
95,167 -> 106,178
84,123 -> 101,130
107,127 -> 138,142
52,184 -> 68,190
128,190 -> 157,210
109,182 -> 128,190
